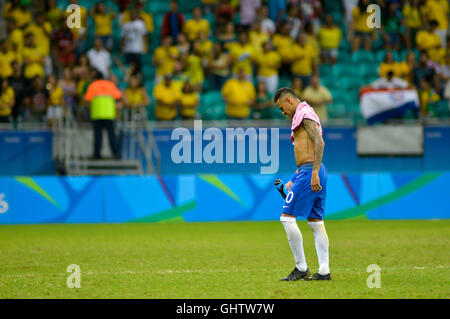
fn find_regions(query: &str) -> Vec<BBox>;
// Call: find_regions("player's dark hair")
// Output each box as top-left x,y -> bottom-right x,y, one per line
273,87 -> 298,103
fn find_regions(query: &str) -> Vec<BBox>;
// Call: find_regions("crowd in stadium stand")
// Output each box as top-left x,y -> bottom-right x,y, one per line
0,0 -> 449,126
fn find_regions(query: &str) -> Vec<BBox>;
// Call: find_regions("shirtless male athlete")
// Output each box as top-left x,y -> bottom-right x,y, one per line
274,87 -> 331,281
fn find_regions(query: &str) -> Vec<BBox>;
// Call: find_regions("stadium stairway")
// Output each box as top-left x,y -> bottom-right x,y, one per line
78,159 -> 143,175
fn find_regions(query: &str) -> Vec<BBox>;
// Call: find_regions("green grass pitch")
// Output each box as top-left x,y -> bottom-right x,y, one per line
0,219 -> 449,299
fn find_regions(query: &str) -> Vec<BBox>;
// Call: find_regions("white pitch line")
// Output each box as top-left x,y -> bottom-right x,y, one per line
1,265 -> 449,279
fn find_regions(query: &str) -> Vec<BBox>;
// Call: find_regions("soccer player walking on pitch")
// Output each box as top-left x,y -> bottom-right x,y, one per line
274,87 -> 331,281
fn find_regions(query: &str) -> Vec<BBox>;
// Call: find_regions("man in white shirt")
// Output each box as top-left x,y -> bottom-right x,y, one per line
371,71 -> 410,89
121,9 -> 147,73
87,38 -> 111,79
258,5 -> 275,35
240,0 -> 261,29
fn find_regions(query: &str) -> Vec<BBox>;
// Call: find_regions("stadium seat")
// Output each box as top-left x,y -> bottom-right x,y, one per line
354,63 -> 376,79
433,100 -> 450,118
278,76 -> 291,88
375,49 -> 400,63
199,91 -> 226,120
269,106 -> 285,119
334,88 -> 358,101
151,2 -> 170,14
336,76 -> 361,90
364,74 -> 378,85
320,75 -> 336,89
338,49 -> 350,63
400,49 -> 420,62
329,11 -> 342,26
331,63 -> 355,77
142,65 -> 156,79
338,38 -> 351,51
319,64 -> 332,77
351,50 -> 375,64
328,101 -> 347,119
322,0 -> 343,12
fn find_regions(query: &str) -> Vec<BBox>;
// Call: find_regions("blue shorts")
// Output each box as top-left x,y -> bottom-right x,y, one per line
282,162 -> 327,219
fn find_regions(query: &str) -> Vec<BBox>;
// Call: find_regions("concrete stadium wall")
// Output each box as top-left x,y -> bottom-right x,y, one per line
0,172 -> 448,224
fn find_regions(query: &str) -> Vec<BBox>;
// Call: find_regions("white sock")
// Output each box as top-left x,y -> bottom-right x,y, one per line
281,216 -> 308,272
308,221 -> 330,275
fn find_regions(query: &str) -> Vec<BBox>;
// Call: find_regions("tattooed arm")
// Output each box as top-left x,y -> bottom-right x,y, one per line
302,119 -> 325,192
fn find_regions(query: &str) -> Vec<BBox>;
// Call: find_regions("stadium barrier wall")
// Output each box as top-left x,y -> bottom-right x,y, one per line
152,126 -> 450,173
0,172 -> 449,224
0,131 -> 54,175
2,126 -> 450,175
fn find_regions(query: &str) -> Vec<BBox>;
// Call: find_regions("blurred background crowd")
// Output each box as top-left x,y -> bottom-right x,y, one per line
0,0 -> 449,127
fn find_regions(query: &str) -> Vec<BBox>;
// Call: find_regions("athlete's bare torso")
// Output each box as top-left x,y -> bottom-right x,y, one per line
293,125 -> 315,166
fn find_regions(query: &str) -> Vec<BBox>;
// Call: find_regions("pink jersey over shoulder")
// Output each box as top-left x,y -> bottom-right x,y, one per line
290,101 -> 322,144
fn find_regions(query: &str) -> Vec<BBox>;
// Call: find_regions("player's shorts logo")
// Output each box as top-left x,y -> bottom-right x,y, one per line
285,191 -> 294,204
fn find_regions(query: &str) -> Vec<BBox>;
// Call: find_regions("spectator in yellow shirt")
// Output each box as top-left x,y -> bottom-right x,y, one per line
290,34 -> 316,87
416,21 -> 445,63
402,0 -> 423,48
378,51 -> 408,79
302,75 -> 332,125
123,75 -> 151,121
23,33 -> 45,80
152,36 -> 180,84
46,74 -> 64,128
400,51 -> 417,83
25,12 -> 52,57
421,0 -> 448,47
153,75 -> 181,121
197,31 -> 214,61
124,75 -> 151,109
249,20 -> 270,55
0,78 -> 15,123
0,40 -> 16,79
419,78 -> 440,116
254,41 -> 281,93
7,19 -> 24,64
207,42 -> 231,90
352,0 -> 375,51
182,43 -> 204,92
180,81 -> 199,119
7,2 -> 32,29
215,21 -> 236,45
304,22 -> 321,66
45,0 -> 63,29
221,68 -> 256,119
91,3 -> 116,51
272,22 -> 294,64
228,31 -> 255,82
2,0 -> 18,20
25,12 -> 53,76
318,15 -> 342,65
272,22 -> 294,77
183,6 -> 211,42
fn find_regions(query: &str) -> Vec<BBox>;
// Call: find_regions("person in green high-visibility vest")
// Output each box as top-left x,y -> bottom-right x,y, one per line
84,71 -> 122,159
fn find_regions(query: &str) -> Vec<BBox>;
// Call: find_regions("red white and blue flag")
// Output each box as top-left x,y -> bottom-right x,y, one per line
360,88 -> 419,124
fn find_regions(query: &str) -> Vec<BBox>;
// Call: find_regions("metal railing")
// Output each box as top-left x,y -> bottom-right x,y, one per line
120,106 -> 161,174
52,106 -> 87,175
